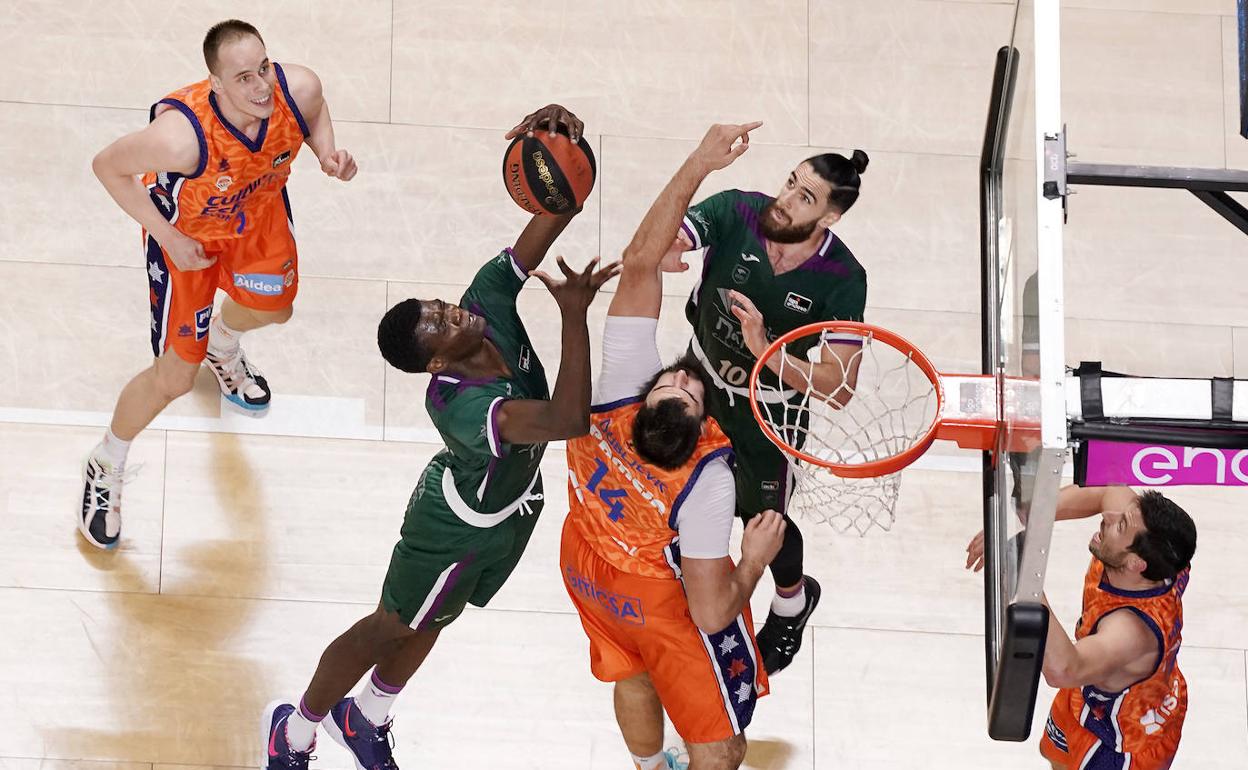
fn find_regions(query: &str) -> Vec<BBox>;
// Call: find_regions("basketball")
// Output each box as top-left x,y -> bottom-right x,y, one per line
502,130 -> 597,216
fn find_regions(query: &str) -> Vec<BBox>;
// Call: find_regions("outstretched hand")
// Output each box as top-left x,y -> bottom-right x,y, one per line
690,121 -> 763,173
965,530 -> 985,572
505,104 -> 584,143
532,255 -> 621,316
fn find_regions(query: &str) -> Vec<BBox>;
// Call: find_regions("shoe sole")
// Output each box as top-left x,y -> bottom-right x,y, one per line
321,707 -> 370,770
260,699 -> 285,770
204,359 -> 272,416
222,393 -> 271,417
77,456 -> 119,551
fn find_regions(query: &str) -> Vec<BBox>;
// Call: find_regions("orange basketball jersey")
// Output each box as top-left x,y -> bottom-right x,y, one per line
1046,558 -> 1189,764
565,398 -> 733,580
142,63 -> 309,242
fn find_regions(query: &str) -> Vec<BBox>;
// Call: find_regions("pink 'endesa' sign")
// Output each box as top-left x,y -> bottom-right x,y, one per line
1084,441 -> 1248,487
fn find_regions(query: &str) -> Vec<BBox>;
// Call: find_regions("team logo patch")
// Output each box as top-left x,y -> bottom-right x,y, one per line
783,292 -> 813,313
194,305 -> 213,340
215,175 -> 233,192
565,567 -> 645,626
233,272 -> 284,296
518,345 -> 532,372
272,150 -> 291,169
177,324 -> 193,338
761,480 -> 780,493
283,270 -> 295,287
731,265 -> 750,285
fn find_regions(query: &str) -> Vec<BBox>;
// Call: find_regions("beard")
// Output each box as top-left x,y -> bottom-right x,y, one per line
759,202 -> 819,244
1089,541 -> 1128,570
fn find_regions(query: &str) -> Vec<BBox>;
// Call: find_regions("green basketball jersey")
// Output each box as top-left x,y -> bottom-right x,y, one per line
423,248 -> 550,514
680,189 -> 868,391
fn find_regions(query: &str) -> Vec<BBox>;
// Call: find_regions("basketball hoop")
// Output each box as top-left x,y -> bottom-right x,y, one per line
748,321 -> 1035,534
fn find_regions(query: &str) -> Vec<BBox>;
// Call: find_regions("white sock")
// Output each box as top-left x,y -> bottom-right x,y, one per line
286,700 -> 321,752
355,669 -> 402,726
771,584 -> 807,617
207,314 -> 243,355
98,429 -> 131,469
631,751 -> 667,770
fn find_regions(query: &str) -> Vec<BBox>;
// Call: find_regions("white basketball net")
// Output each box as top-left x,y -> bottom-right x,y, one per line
752,327 -> 940,535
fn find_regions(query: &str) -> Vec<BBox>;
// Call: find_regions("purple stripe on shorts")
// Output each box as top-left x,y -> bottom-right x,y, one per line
417,553 -> 476,632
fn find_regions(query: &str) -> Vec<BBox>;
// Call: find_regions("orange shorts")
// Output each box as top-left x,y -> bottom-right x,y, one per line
1039,697 -> 1183,770
144,195 -> 298,363
559,519 -> 769,744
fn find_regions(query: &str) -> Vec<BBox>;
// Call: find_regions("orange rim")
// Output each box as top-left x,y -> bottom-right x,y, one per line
747,321 -> 945,479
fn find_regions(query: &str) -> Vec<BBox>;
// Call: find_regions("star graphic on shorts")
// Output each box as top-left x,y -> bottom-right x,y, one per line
148,260 -> 164,284
718,634 -> 740,656
735,681 -> 753,704
728,658 -> 748,679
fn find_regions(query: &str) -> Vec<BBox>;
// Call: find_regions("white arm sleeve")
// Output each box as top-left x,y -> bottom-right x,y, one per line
595,316 -> 664,404
673,458 -> 737,559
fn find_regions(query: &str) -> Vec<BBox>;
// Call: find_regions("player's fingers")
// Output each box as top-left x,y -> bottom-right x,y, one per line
530,270 -> 556,290
570,117 -> 583,143
738,120 -> 764,134
728,142 -> 750,160
580,255 -> 600,272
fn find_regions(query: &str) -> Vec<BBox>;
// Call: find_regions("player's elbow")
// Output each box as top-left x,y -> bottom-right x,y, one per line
689,605 -> 733,635
91,149 -> 112,182
1042,663 -> 1081,690
554,411 -> 590,440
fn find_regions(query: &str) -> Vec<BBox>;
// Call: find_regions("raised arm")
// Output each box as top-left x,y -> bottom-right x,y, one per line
505,104 -> 588,275
964,485 -> 1140,572
92,111 -> 212,271
608,121 -> 761,319
282,63 -> 357,181
494,257 -> 620,444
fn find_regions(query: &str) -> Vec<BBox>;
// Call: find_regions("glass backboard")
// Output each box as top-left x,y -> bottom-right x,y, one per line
979,0 -> 1067,742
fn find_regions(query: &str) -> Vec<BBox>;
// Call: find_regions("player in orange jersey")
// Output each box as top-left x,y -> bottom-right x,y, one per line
79,19 -> 356,549
967,485 -> 1197,770
560,123 -> 786,770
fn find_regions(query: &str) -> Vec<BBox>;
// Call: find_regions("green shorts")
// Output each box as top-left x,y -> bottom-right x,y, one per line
702,384 -> 801,519
380,467 -> 544,631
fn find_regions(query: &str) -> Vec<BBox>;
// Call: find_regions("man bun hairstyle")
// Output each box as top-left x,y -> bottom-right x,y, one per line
1130,490 -> 1197,582
203,19 -> 265,75
377,299 -> 432,374
805,149 -> 869,214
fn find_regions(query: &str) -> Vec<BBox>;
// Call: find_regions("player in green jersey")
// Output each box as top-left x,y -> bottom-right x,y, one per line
260,105 -> 620,770
662,148 -> 871,675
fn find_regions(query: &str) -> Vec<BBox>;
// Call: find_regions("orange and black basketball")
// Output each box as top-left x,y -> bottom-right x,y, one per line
502,131 -> 596,216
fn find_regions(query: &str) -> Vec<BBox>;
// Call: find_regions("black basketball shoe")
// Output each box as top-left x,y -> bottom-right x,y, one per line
756,575 -> 821,675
